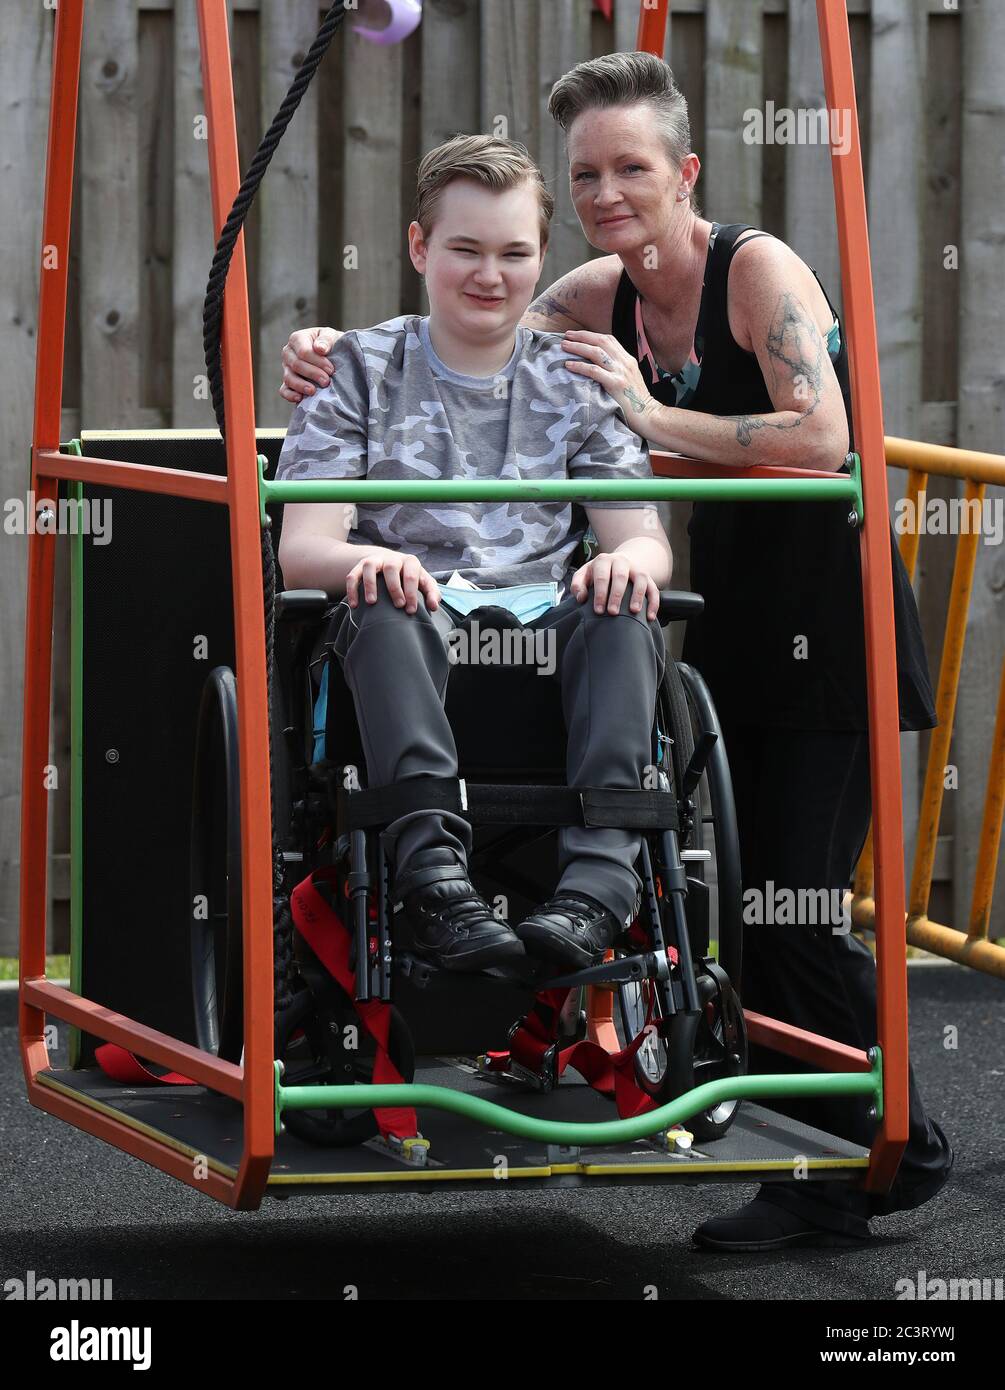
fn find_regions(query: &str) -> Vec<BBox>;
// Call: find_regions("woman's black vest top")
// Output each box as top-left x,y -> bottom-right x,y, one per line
610,222 -> 936,732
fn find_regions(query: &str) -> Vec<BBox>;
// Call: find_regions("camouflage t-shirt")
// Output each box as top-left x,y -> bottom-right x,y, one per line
275,313 -> 655,589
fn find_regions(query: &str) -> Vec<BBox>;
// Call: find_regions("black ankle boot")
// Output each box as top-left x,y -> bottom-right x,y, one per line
514,892 -> 621,972
393,848 -> 525,973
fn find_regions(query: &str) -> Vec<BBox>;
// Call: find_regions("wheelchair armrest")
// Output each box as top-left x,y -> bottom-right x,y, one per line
275,589 -> 331,625
657,590 -> 704,625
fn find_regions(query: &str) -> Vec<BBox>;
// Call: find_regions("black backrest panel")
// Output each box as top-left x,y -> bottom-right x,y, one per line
74,435 -> 284,1063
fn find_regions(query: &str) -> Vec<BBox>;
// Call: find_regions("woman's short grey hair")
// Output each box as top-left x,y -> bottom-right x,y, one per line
547,51 -> 700,213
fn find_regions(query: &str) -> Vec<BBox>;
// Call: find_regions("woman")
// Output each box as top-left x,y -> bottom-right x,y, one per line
279,52 -> 952,1251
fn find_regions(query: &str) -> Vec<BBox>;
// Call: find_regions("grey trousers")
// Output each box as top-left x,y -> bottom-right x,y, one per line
326,578 -> 666,923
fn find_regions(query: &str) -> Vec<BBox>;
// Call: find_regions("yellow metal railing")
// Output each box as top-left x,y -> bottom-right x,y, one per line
851,436 -> 1005,978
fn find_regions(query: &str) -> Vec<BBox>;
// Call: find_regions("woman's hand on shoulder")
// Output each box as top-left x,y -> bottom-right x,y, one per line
560,330 -> 660,436
280,327 -> 342,404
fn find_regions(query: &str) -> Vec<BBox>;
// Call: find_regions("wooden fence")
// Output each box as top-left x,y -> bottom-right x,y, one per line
2,0 -> 1002,954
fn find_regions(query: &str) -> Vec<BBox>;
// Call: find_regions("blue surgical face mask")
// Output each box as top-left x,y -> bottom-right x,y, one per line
438,581 -> 559,625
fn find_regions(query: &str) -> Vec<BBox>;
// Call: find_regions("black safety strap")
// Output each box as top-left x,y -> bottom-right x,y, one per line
336,776 -> 678,831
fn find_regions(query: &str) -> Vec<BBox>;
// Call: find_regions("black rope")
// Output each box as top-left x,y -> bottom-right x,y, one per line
201,2 -> 348,1014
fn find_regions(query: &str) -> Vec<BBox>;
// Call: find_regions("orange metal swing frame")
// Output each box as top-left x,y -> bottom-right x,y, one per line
20,0 -> 910,1210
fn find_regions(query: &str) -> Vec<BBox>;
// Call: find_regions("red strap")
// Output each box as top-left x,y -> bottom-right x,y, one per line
95,1044 -> 195,1086
554,1026 -> 658,1120
505,986 -> 661,1121
291,867 -> 418,1143
94,868 -> 420,1144
508,987 -> 570,1071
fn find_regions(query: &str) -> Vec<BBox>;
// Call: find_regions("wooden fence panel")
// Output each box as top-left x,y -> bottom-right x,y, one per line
704,0 -> 762,228
81,1 -> 141,424
922,11 -> 962,408
480,0 -> 540,154
418,0 -> 482,317
916,12 -> 965,906
0,4 -> 54,954
256,1 -> 319,425
538,0 -> 594,284
422,0 -> 481,151
341,27 -> 404,329
139,7 -> 174,417
869,0 -> 926,448
760,8 -> 786,237
869,0 -> 927,879
613,0 -> 640,56
317,13 -> 346,336
670,10 -> 705,209
953,0 -> 1005,939
173,0 -> 219,426
785,0 -> 840,303
5,0 -> 994,954
232,8 -> 262,368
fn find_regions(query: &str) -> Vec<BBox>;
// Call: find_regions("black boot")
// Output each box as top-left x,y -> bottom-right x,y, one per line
393,848 -> 525,973
514,892 -> 621,972
692,1198 -> 872,1251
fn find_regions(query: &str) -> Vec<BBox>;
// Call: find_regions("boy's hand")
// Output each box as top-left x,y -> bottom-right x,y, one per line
280,327 -> 341,404
571,553 -> 659,621
346,548 -> 441,615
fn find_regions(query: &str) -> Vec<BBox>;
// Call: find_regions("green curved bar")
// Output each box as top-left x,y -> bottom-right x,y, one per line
273,1061 -> 881,1145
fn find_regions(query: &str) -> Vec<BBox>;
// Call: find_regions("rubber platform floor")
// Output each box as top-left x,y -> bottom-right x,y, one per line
37,1056 -> 870,1196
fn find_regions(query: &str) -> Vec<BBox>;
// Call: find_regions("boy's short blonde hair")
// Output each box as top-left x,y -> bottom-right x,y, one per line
415,135 -> 555,251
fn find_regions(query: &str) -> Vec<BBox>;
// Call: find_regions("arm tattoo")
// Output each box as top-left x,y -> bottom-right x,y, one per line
733,290 -> 826,447
624,385 -> 654,416
529,292 -> 577,320
528,273 -> 582,328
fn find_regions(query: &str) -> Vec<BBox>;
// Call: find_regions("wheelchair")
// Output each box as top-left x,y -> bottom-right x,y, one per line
189,574 -> 748,1158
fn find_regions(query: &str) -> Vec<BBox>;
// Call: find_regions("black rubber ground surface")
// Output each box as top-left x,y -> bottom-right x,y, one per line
1,965 -> 1001,1301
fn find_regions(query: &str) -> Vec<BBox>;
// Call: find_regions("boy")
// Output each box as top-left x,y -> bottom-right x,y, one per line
276,135 -> 673,974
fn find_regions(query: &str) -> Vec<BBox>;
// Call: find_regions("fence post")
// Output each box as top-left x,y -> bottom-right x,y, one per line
1,3 -> 55,957
704,0 -> 763,229
869,0 -> 927,884
342,20 -> 404,328
538,1 -> 593,284
786,0 -> 840,302
954,0 -> 1005,941
256,1 -> 319,426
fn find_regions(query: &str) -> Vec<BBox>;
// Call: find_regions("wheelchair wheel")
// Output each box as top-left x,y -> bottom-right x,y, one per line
658,657 -> 697,850
614,961 -> 747,1142
611,655 -> 746,1141
689,961 -> 748,1141
675,662 -> 743,987
190,666 -> 243,1063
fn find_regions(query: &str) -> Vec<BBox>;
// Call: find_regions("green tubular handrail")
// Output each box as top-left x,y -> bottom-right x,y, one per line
257,454 -> 864,528
273,1049 -> 883,1144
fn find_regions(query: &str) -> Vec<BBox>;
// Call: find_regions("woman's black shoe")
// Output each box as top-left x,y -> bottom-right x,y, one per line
514,892 -> 620,971
692,1198 -> 873,1252
393,848 -> 525,973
